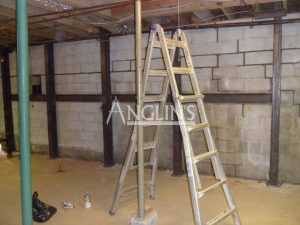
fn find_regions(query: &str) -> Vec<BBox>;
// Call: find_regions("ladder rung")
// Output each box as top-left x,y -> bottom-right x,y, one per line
173,67 -> 193,74
144,95 -> 165,102
148,70 -> 167,77
122,180 -> 152,192
144,141 -> 156,150
165,38 -> 185,48
197,180 -> 226,198
187,123 -> 209,132
130,162 -> 152,170
178,94 -> 204,102
207,208 -> 236,225
193,151 -> 217,164
153,40 -> 176,49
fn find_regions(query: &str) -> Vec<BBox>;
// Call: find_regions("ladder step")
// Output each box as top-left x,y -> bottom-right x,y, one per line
153,39 -> 179,49
197,180 -> 226,198
122,180 -> 152,192
178,94 -> 204,102
144,95 -> 165,102
165,38 -> 185,48
173,67 -> 193,74
130,162 -> 152,170
148,69 -> 167,77
187,123 -> 209,132
193,151 -> 217,164
144,141 -> 156,150
206,208 -> 236,225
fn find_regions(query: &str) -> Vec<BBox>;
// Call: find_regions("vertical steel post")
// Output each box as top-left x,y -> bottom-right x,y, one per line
1,50 -> 16,157
17,1 -> 33,225
135,0 -> 145,219
268,20 -> 282,186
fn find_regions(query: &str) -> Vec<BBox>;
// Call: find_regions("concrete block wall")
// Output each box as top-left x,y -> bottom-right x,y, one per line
109,19 -> 300,183
2,40 -> 104,158
0,18 -> 299,183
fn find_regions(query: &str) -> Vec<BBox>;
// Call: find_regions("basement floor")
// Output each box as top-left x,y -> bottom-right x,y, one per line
0,153 -> 300,225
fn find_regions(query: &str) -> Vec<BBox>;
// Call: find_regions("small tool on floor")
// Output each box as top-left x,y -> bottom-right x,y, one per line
62,201 -> 74,209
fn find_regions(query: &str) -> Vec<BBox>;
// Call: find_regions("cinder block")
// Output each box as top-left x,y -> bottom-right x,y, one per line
218,27 -> 244,41
193,55 -> 217,67
113,60 -> 131,71
245,51 -> 273,65
190,41 -> 237,55
243,25 -> 273,38
219,54 -> 243,66
82,83 -> 98,93
218,78 -> 243,92
111,71 -> 135,82
282,49 -> 300,63
217,128 -> 241,141
150,58 -> 165,70
294,90 -> 300,104
219,152 -> 242,165
67,83 -> 82,94
243,78 -> 271,92
243,104 -> 271,117
89,73 -> 101,83
56,75 -> 74,84
239,37 -> 273,52
236,115 -> 263,129
282,35 -> 300,49
80,62 -> 100,73
195,68 -> 212,79
281,91 -> 294,105
216,140 -> 241,153
241,128 -> 270,143
295,64 -> 300,77
190,28 -> 217,44
80,131 -> 96,141
81,103 -> 101,113
282,23 -> 300,36
214,65 -> 265,79
79,112 -> 95,122
82,121 -> 100,132
281,64 -> 295,77
281,77 -> 300,90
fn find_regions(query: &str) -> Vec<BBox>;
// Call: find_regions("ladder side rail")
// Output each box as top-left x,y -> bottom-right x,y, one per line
180,30 -> 223,179
109,126 -> 137,214
157,25 -> 203,225
174,29 -> 202,190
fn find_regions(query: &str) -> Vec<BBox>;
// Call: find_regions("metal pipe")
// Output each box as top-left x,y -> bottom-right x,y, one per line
17,1 -> 33,225
135,0 -> 145,219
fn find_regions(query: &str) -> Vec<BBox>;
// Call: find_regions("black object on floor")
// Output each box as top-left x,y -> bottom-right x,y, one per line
32,191 -> 57,223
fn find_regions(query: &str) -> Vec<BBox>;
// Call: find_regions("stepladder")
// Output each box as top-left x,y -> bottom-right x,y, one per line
109,24 -> 242,225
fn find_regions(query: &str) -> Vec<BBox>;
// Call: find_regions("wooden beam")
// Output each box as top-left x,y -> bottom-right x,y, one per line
268,17 -> 282,186
44,44 -> 59,158
111,0 -> 284,19
100,29 -> 114,167
172,47 -> 184,176
0,49 -> 16,157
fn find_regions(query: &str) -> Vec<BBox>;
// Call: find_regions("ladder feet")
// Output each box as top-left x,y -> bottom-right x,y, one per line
149,194 -> 156,200
109,209 -> 116,216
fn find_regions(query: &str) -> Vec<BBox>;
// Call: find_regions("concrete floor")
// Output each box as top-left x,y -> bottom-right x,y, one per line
0,153 -> 300,225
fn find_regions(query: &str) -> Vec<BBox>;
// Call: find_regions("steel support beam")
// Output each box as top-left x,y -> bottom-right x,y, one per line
0,50 -> 16,157
135,0 -> 145,219
44,44 -> 59,158
268,19 -> 282,186
17,0 -> 33,224
172,48 -> 183,176
100,29 -> 114,167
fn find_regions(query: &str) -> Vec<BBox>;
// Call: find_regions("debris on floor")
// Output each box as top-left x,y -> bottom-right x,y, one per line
32,191 -> 57,223
62,201 -> 74,209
